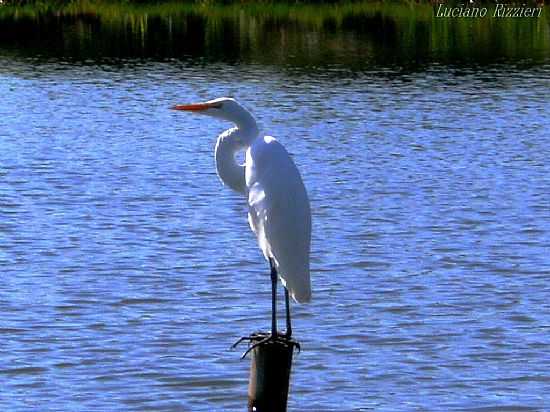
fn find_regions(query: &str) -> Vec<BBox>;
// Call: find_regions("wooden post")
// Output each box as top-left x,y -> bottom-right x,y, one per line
238,333 -> 299,412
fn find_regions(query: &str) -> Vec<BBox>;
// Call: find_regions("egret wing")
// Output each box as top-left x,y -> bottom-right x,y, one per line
246,136 -> 311,303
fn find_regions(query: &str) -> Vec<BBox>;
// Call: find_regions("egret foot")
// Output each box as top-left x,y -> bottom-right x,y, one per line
232,332 -> 301,359
241,333 -> 278,359
231,331 -> 264,351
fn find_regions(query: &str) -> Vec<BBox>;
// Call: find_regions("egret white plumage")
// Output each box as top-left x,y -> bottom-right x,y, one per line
172,97 -> 311,346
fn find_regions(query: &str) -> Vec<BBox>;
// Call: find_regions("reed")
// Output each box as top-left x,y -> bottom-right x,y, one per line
1,0 -> 548,65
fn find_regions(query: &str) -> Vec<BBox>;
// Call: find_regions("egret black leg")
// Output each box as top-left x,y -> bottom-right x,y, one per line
270,258 -> 278,336
284,287 -> 292,338
234,258 -> 279,358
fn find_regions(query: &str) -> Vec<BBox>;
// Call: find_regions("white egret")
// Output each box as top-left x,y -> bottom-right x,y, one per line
172,97 -> 311,347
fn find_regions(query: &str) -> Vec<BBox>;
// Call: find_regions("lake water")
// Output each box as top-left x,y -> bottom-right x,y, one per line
1,3 -> 550,411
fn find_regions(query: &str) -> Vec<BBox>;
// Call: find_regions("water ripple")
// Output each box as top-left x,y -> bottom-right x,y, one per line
0,61 -> 549,411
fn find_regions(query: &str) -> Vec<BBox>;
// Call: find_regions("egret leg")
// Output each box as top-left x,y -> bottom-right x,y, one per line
284,287 -> 292,338
234,258 -> 279,358
233,259 -> 299,358
270,257 -> 278,336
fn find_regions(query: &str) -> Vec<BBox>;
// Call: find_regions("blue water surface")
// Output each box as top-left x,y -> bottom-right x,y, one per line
1,58 -> 550,411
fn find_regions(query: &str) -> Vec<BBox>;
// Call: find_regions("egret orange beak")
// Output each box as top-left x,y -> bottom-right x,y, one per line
171,102 -> 221,111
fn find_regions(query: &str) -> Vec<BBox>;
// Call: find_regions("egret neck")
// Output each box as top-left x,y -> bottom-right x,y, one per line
214,116 -> 259,195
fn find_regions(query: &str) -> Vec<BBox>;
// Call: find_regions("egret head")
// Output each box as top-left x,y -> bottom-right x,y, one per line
172,97 -> 254,126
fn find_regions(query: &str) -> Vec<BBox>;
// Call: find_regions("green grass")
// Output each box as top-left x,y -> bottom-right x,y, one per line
1,0 -> 548,65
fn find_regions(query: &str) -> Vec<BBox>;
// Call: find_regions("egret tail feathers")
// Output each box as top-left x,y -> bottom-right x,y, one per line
280,274 -> 311,304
